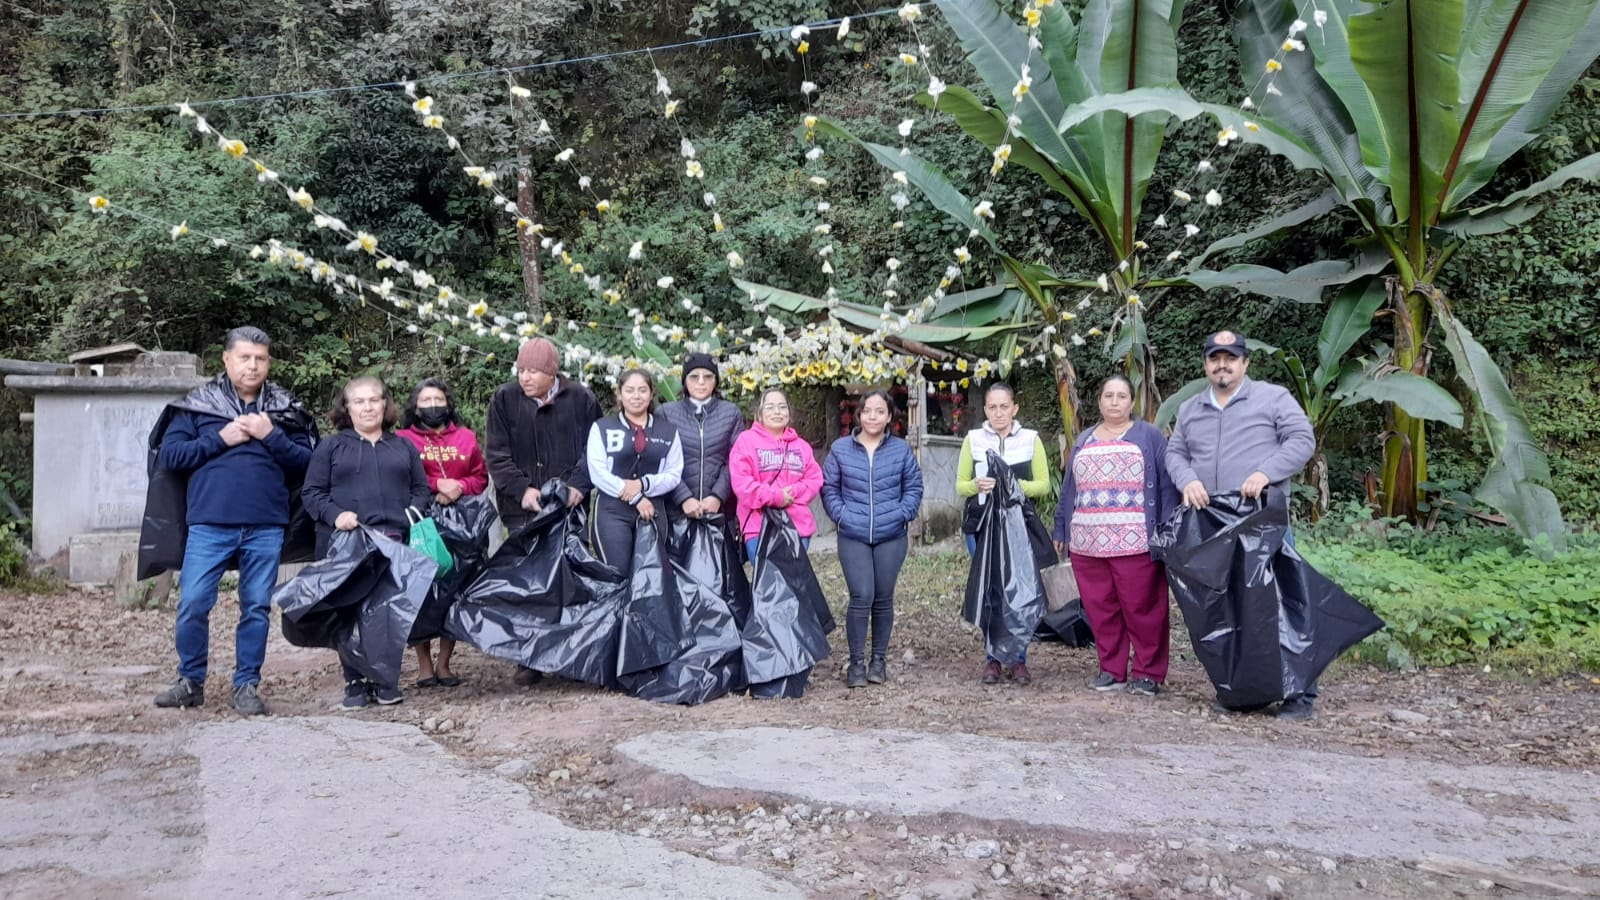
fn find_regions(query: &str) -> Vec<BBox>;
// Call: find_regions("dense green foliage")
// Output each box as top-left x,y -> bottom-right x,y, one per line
1301,505 -> 1600,675
1,0 -> 1598,531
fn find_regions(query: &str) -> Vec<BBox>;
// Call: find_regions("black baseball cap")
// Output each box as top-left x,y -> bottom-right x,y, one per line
1204,330 -> 1248,358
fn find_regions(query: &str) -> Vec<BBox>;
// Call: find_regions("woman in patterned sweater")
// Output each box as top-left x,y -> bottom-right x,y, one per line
1052,374 -> 1180,696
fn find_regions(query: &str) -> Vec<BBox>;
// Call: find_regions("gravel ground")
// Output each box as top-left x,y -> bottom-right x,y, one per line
2,545 -> 1598,897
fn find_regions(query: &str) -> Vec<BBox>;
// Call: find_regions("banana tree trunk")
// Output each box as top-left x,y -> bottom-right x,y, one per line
1380,276 -> 1431,520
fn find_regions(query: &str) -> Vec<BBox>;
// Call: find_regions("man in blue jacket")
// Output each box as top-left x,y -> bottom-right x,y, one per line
149,327 -> 315,715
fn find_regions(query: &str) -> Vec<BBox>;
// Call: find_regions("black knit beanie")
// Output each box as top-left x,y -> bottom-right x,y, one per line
681,352 -> 720,393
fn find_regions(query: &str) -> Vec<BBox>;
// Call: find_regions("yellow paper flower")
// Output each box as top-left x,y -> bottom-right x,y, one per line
89,195 -> 110,212
570,263 -> 584,274
713,212 -> 725,232
516,217 -> 532,231
468,301 -> 488,318
595,199 -> 611,214
413,97 -> 433,114
170,221 -> 188,240
798,40 -> 810,54
1265,59 -> 1282,73
664,100 -> 680,118
900,53 -> 918,66
219,138 -> 247,158
289,187 -> 314,210
355,232 -> 377,254
1025,8 -> 1041,27
422,115 -> 443,129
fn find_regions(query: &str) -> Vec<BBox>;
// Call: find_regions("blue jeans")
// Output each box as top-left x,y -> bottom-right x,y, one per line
176,524 -> 284,688
746,536 -> 809,563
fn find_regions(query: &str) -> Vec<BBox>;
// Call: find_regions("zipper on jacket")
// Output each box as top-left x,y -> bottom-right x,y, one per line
866,440 -> 876,542
696,413 -> 707,500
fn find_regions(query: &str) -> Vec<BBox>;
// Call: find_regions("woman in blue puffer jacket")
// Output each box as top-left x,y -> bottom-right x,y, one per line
821,389 -> 924,689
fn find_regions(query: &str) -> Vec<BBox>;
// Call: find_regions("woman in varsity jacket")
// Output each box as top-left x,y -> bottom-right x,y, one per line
584,368 -> 684,574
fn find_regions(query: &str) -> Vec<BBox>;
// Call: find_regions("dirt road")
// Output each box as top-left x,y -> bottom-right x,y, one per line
2,548 -> 1597,898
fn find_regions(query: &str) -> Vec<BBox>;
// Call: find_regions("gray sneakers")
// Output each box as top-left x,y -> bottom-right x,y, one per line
154,677 -> 204,708
230,682 -> 269,716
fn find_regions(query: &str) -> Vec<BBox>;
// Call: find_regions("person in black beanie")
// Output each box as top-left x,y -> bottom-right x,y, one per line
657,352 -> 745,523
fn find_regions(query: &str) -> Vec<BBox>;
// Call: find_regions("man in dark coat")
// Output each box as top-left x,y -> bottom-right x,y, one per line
484,337 -> 602,687
144,327 -> 316,715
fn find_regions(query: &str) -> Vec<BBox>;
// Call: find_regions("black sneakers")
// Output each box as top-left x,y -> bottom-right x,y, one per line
866,657 -> 888,684
341,679 -> 370,710
1128,678 -> 1159,696
1090,672 -> 1124,691
846,662 -> 868,688
154,677 -> 204,709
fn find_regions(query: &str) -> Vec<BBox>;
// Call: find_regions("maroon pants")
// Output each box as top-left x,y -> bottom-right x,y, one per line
1069,552 -> 1170,683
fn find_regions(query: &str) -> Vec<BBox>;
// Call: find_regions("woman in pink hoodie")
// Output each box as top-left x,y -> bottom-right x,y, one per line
729,388 -> 823,562
396,378 -> 488,688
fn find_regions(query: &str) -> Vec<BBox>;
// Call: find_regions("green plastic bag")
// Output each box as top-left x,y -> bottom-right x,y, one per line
406,508 -> 454,576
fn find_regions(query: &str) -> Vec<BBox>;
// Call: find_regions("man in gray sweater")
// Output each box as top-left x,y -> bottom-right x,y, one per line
1166,330 -> 1319,719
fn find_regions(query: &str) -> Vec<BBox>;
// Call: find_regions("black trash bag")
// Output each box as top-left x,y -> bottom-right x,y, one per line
1035,600 -> 1095,647
273,527 -> 436,687
408,494 -> 499,644
621,515 -> 747,705
616,519 -> 692,677
1150,493 -> 1385,708
742,509 -> 833,696
138,374 -> 320,579
446,484 -> 630,687
962,451 -> 1047,664
669,513 -> 755,631
453,481 -> 621,622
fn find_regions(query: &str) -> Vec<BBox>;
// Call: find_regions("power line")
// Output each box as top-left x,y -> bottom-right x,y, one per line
0,9 -> 887,122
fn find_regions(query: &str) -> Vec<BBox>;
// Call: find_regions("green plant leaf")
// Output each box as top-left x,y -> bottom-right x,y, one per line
1335,370 -> 1464,427
1433,307 -> 1565,546
1436,149 -> 1600,238
1180,252 -> 1390,304
814,120 -> 999,249
1346,0 -> 1463,229
1443,1 -> 1600,211
1154,376 -> 1207,429
734,280 -> 1029,343
1313,277 -> 1386,386
1188,188 -> 1342,271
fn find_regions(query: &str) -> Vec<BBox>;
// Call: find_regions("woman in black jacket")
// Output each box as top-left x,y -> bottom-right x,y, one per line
584,368 -> 684,574
657,353 -> 743,522
300,375 -> 431,709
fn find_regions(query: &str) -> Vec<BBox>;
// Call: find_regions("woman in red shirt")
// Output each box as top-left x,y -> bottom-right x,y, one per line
397,378 -> 488,688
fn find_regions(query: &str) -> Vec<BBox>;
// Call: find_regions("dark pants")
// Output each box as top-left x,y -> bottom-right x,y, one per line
591,495 -> 642,574
837,534 -> 908,664
1070,551 -> 1170,683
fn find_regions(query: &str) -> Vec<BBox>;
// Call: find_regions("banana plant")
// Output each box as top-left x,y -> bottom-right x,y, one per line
1154,279 -> 1463,519
810,0 -> 1198,454
1213,0 -> 1600,545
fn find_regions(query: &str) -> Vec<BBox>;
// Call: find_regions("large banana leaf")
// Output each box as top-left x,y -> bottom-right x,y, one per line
1179,252 -> 1390,304
814,120 -> 999,250
1334,370 -> 1463,428
1454,3 -> 1600,204
1314,278 -> 1387,386
933,0 -> 1186,258
1154,376 -> 1207,429
1435,310 -> 1564,548
1436,149 -> 1600,238
1188,188 -> 1341,271
735,280 -> 1029,343
1441,1 -> 1599,212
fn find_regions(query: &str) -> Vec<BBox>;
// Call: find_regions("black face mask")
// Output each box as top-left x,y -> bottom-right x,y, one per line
416,406 -> 451,429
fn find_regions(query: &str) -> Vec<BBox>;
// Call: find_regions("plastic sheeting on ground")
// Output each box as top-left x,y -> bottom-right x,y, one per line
1150,494 -> 1385,708
617,514 -> 747,705
408,493 -> 500,644
1035,599 -> 1095,647
273,527 -> 436,687
616,519 -> 692,677
444,490 -> 630,688
962,450 -> 1048,664
740,509 -> 834,698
